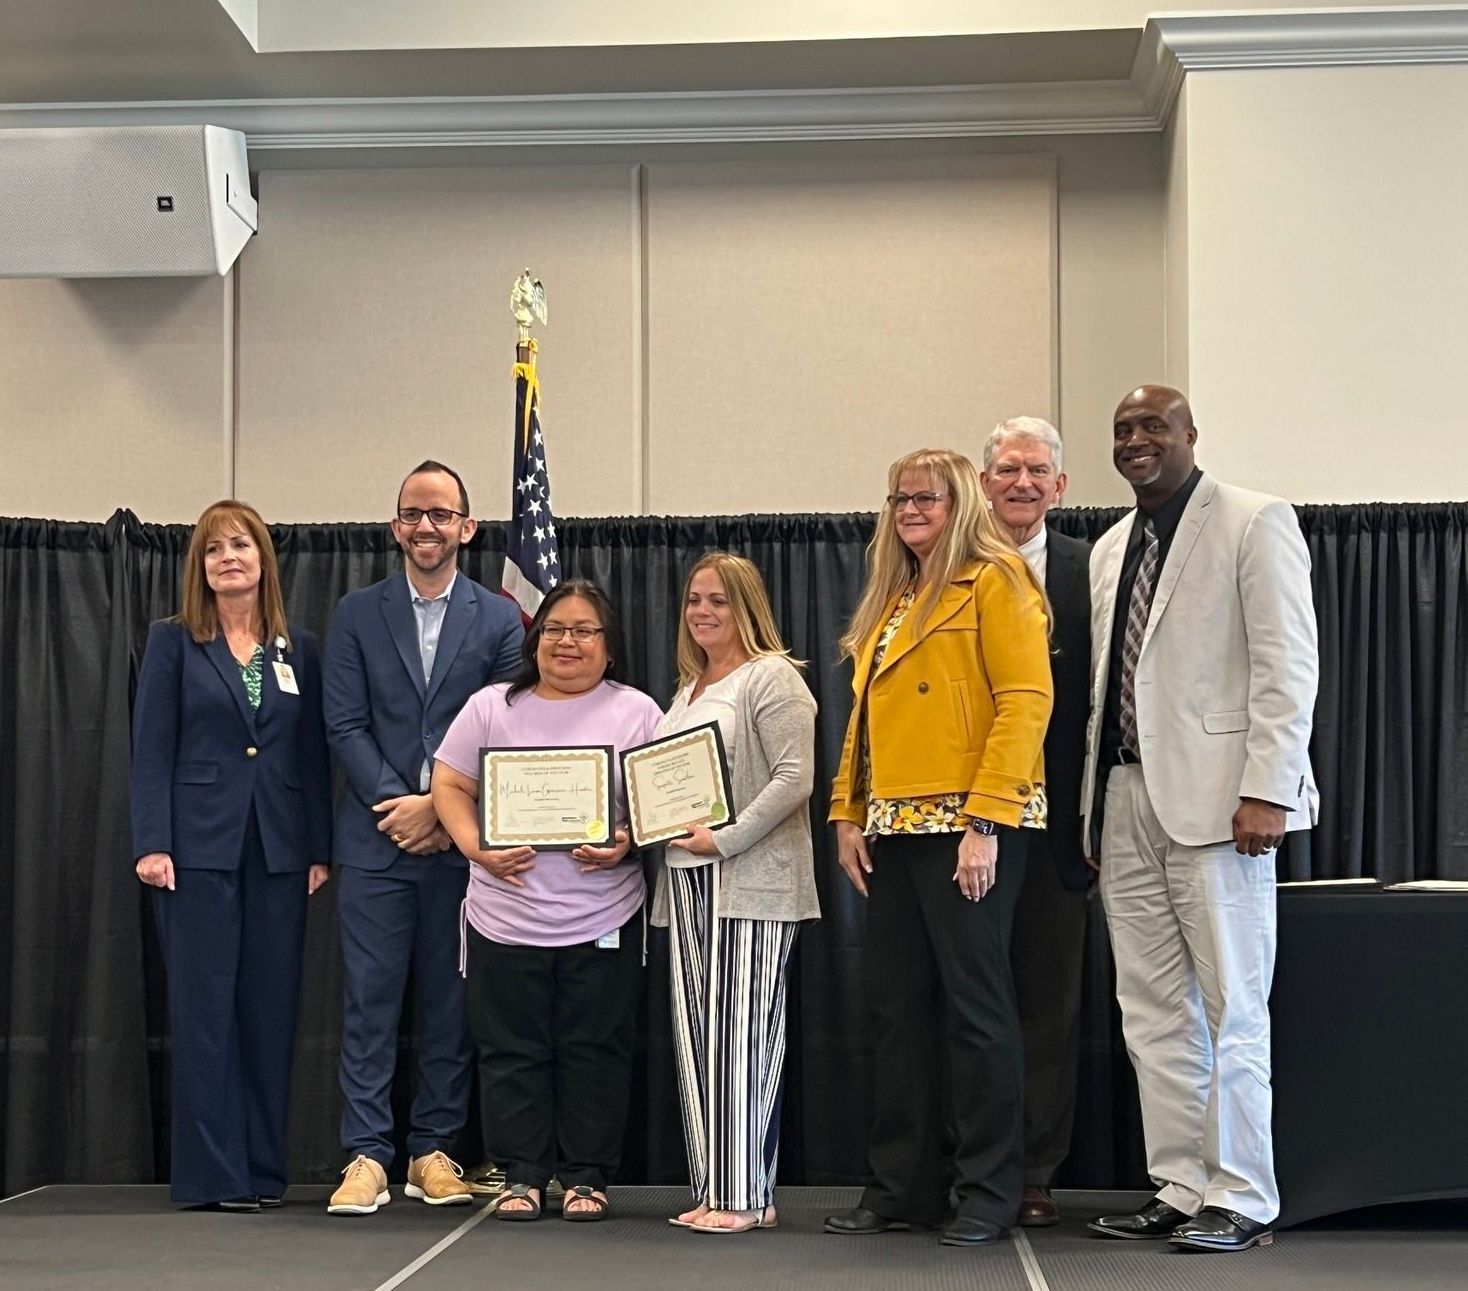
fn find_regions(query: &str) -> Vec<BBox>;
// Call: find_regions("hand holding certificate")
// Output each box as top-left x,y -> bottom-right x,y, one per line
621,722 -> 737,848
479,746 -> 615,850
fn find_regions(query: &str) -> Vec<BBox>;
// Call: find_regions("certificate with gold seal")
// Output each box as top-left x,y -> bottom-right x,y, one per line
621,723 -> 736,848
478,746 -> 614,850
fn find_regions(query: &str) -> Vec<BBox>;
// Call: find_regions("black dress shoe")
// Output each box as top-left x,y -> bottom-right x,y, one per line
940,1216 -> 1007,1247
255,1195 -> 283,1209
1168,1207 -> 1274,1252
1018,1186 -> 1059,1227
189,1198 -> 260,1213
824,1206 -> 906,1234
1087,1198 -> 1190,1239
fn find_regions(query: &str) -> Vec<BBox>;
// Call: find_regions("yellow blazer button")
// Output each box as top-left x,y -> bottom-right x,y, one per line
246,747 -> 258,757
1014,783 -> 1029,795
917,682 -> 930,694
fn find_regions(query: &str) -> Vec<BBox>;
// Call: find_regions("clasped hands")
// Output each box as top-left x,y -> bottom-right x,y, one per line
471,828 -> 633,888
373,793 -> 452,855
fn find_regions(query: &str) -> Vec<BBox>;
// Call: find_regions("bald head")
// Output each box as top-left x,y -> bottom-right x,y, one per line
1112,384 -> 1198,506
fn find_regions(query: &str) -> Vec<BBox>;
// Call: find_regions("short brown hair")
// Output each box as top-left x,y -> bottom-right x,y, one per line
177,500 -> 290,648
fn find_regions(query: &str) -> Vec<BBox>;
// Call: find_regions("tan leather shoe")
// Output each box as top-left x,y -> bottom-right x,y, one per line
328,1155 -> 389,1215
406,1151 -> 473,1206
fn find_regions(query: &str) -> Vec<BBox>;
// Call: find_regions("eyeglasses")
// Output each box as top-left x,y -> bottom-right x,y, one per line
397,507 -> 467,527
540,625 -> 605,643
886,491 -> 947,513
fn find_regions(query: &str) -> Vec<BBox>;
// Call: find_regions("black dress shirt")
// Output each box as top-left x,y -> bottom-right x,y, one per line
1099,467 -> 1205,767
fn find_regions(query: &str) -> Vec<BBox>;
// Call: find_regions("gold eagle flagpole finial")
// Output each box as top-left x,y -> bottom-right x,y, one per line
510,268 -> 547,363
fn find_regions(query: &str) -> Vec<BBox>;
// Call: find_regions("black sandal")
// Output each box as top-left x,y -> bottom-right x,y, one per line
494,1183 -> 542,1221
561,1185 -> 609,1222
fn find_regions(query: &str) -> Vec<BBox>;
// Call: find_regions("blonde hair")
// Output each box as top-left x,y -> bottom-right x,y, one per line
839,448 -> 1049,661
177,500 -> 290,648
675,551 -> 803,686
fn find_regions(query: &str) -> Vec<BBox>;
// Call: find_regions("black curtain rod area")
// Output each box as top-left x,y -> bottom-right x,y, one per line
0,501 -> 1465,1197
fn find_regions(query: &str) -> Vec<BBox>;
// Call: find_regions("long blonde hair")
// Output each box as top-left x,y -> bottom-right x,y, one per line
838,448 -> 1048,660
177,500 -> 290,648
675,551 -> 803,687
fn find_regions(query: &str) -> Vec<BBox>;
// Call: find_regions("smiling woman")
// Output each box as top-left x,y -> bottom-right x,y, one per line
128,498 -> 332,1211
430,579 -> 663,1224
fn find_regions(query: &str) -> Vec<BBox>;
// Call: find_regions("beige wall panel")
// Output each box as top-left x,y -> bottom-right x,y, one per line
0,277 -> 229,522
1179,65 -> 1468,503
236,166 -> 639,522
644,154 -> 1056,514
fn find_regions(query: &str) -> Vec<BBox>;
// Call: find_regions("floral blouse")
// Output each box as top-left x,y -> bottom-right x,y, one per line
858,588 -> 1047,836
238,643 -> 264,711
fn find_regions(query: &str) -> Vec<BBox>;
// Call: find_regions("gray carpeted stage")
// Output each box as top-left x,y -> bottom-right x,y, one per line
4,1185 -> 1466,1290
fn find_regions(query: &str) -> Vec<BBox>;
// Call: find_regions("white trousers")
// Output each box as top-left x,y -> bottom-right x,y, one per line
1099,766 -> 1279,1223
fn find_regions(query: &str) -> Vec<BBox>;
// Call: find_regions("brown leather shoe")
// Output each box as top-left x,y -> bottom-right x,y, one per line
1018,1185 -> 1059,1227
405,1151 -> 473,1206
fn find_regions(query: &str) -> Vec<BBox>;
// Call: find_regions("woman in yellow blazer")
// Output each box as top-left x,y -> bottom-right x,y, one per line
824,447 -> 1052,1249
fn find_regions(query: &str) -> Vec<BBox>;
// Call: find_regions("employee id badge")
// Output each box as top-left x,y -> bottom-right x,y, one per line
595,929 -> 620,951
272,661 -> 300,695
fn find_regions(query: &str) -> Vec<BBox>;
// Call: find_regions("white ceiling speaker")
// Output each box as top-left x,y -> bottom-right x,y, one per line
0,125 -> 258,279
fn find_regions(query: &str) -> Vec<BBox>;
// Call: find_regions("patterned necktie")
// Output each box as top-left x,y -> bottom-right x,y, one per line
1118,517 -> 1160,757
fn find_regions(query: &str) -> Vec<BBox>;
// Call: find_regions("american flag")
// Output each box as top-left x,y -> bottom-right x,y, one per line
501,355 -> 561,623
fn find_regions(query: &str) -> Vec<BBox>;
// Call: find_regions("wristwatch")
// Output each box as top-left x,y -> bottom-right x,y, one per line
969,817 -> 998,836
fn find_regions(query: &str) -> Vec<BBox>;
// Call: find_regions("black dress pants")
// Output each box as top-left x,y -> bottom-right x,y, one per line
860,828 -> 1027,1228
465,911 -> 642,1192
1010,847 -> 1090,1186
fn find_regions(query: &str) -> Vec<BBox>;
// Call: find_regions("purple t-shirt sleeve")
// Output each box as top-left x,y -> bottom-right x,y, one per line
435,687 -> 497,779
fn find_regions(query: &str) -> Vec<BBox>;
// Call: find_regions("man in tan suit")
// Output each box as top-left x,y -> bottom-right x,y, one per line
1082,386 -> 1318,1253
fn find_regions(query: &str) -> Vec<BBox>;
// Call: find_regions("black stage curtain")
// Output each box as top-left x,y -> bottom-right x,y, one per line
2,503 -> 1465,1197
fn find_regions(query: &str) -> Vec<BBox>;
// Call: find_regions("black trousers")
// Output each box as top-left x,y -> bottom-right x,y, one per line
465,911 -> 642,1192
860,829 -> 1027,1228
1010,848 -> 1090,1186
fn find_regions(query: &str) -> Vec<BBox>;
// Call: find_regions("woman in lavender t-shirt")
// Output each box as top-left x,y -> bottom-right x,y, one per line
432,580 -> 661,1223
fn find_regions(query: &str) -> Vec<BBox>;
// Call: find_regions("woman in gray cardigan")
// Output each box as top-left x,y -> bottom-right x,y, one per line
652,551 -> 819,1235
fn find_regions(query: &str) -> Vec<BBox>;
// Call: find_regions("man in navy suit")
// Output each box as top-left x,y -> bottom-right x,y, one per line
324,461 -> 524,1215
980,418 -> 1092,1228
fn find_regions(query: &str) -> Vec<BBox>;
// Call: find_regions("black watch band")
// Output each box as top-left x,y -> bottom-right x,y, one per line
969,817 -> 998,836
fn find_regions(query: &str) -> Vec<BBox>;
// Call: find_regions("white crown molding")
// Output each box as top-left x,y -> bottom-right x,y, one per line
1137,6 -> 1468,125
0,82 -> 1158,151
3,9 -> 1466,153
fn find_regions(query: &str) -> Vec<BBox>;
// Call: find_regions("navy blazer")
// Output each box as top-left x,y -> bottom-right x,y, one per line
130,620 -> 332,872
323,572 -> 523,871
1041,527 -> 1093,892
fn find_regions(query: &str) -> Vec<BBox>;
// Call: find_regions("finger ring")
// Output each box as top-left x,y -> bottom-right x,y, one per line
392,833 -> 404,843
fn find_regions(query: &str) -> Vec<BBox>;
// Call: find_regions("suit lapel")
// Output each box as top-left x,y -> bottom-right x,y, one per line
381,577 -> 428,702
1142,475 -> 1215,653
874,574 -> 974,678
1091,519 -> 1132,705
425,576 -> 476,707
204,633 -> 259,737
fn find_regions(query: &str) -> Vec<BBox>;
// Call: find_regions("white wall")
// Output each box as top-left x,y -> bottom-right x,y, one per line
1170,64 -> 1468,502
0,133 -> 1163,521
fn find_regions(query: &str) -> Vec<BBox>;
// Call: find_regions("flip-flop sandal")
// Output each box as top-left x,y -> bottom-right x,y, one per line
560,1185 -> 610,1222
688,1207 -> 778,1234
493,1183 -> 542,1221
668,1207 -> 710,1229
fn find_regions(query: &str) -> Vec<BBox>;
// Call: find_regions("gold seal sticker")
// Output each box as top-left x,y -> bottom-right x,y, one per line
586,819 -> 606,839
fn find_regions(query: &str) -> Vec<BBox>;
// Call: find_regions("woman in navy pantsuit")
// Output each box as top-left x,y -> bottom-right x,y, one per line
130,500 -> 332,1211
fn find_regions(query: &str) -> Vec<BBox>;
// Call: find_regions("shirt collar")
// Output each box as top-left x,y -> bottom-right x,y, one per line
1139,466 -> 1204,544
406,568 -> 456,605
1017,526 -> 1048,562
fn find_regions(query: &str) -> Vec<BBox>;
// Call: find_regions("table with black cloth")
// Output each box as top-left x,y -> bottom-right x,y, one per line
1272,889 -> 1468,1225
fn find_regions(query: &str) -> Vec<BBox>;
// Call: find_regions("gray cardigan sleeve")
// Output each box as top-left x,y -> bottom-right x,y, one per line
711,658 -> 817,860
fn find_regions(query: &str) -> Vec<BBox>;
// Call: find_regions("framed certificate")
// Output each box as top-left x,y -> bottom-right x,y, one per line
621,722 -> 737,848
479,746 -> 615,850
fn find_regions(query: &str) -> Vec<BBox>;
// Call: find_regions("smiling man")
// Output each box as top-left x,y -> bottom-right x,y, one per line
1082,387 -> 1319,1253
322,461 -> 523,1216
979,418 -> 1091,1229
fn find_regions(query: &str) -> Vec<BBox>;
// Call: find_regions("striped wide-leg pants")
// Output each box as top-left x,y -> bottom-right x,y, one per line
667,862 -> 798,1212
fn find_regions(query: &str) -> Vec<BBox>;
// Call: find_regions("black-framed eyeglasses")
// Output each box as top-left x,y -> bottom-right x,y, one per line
886,491 -> 947,513
397,507 -> 467,527
540,625 -> 605,643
